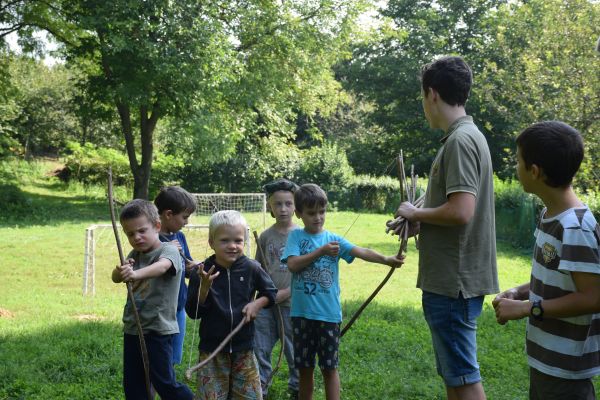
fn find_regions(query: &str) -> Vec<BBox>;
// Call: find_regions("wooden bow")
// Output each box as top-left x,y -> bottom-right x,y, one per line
253,230 -> 286,386
107,168 -> 152,399
341,151 -> 419,337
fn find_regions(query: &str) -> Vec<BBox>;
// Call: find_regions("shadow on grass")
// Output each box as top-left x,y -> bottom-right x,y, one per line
0,320 -> 124,399
0,303 -> 532,400
265,300 -> 530,400
0,185 -> 109,228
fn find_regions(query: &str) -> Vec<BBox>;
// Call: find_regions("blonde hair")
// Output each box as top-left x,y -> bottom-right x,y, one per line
208,210 -> 248,241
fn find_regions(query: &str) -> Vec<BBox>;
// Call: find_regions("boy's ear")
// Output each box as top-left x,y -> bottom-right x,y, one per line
154,220 -> 162,231
266,203 -> 274,218
531,164 -> 543,180
163,209 -> 174,219
208,237 -> 214,250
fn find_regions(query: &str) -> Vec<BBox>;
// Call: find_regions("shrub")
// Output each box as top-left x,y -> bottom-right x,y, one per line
294,142 -> 354,205
63,142 -> 184,196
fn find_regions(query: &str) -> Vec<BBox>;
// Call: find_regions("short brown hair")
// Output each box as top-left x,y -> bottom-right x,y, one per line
294,183 -> 328,213
516,121 -> 584,188
154,186 -> 197,214
119,199 -> 160,225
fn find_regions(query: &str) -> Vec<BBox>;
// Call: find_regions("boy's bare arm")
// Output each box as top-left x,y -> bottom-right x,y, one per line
116,258 -> 174,282
112,258 -> 135,283
287,242 -> 338,272
275,287 -> 291,303
350,247 -> 404,268
242,296 -> 270,322
541,272 -> 600,318
494,273 -> 600,324
397,192 -> 475,226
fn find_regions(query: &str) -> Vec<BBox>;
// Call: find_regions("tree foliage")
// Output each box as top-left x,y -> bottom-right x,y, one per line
336,0 -> 599,185
49,0 -> 362,199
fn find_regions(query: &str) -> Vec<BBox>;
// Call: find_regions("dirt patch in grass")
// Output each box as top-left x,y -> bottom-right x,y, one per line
73,314 -> 105,322
0,308 -> 14,318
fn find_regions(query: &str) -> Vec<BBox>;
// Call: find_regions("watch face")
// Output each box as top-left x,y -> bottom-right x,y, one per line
532,307 -> 542,316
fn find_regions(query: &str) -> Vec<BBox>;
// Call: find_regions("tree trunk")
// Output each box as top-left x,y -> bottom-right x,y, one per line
116,102 -> 160,200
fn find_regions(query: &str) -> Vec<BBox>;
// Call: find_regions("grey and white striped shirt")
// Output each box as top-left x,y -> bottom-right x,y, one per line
527,206 -> 600,379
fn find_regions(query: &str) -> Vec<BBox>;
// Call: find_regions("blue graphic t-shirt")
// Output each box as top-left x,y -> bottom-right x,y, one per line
282,228 -> 355,323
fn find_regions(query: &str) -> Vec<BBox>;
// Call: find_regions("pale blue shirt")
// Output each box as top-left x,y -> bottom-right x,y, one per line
282,228 -> 355,323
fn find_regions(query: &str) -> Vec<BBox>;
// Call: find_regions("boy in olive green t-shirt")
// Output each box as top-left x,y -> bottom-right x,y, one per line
396,56 -> 497,400
112,199 -> 193,400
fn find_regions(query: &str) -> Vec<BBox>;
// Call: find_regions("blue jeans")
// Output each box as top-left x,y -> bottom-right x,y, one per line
172,308 -> 186,365
123,333 -> 193,400
422,291 -> 484,387
253,306 -> 299,394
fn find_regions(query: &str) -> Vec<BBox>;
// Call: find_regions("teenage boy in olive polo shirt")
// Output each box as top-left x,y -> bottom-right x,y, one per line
396,56 -> 498,400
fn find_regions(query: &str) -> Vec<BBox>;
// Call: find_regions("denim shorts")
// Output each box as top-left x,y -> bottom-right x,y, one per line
422,291 -> 484,387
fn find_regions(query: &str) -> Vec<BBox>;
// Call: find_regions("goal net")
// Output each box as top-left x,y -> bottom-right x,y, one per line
82,193 -> 266,296
191,193 -> 266,231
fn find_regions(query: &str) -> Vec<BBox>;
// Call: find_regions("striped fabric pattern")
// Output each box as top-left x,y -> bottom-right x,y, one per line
527,206 -> 600,379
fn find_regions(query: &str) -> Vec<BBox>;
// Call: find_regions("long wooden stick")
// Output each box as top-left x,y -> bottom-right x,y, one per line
253,230 -> 285,386
107,168 -> 152,400
185,319 -> 246,380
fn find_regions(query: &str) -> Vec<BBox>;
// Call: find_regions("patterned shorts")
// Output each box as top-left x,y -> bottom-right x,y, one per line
195,350 -> 262,400
292,317 -> 340,370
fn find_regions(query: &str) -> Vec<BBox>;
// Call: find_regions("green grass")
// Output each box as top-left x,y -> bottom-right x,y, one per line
0,160 -> 596,399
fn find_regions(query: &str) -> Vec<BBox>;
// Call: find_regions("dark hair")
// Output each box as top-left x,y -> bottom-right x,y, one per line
263,178 -> 299,198
294,183 -> 328,213
421,56 -> 472,106
120,199 -> 160,225
154,186 -> 197,214
516,121 -> 584,188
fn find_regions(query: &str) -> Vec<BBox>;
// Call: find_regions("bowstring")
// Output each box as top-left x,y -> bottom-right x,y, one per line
340,158 -> 397,239
186,228 -> 211,374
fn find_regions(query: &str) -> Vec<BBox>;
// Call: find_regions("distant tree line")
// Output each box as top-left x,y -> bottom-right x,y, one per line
1,0 -> 598,198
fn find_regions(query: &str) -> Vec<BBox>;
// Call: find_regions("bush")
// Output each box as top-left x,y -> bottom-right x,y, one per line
294,142 -> 354,206
63,142 -> 185,196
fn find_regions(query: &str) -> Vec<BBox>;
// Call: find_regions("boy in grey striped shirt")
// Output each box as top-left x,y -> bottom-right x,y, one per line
493,121 -> 600,400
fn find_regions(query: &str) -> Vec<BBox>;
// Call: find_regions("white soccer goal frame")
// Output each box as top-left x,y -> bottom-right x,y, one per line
191,192 -> 266,230
82,224 -> 252,296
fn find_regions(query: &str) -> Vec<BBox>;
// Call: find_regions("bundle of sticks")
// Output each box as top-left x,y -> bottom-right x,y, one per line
385,151 -> 424,254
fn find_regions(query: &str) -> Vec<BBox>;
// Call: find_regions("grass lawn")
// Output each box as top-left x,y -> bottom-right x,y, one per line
0,161 -> 596,399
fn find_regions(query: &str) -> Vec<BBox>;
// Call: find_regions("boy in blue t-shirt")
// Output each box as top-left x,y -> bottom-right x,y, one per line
154,186 -> 199,367
282,183 -> 404,400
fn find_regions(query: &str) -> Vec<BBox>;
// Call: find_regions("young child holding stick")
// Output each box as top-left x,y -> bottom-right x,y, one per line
493,121 -> 600,399
185,210 -> 277,399
112,199 -> 194,400
253,179 -> 300,399
282,184 -> 404,400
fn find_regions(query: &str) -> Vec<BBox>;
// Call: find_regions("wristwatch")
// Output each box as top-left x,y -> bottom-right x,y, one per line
530,300 -> 544,321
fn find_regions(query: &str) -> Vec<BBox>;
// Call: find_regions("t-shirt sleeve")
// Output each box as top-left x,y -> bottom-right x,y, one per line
443,134 -> 480,197
337,235 -> 355,264
559,226 -> 600,274
281,230 -> 300,263
159,243 -> 181,276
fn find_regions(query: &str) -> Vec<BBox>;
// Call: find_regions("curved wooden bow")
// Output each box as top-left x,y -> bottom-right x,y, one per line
253,230 -> 285,386
341,151 -> 414,338
107,168 -> 152,399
